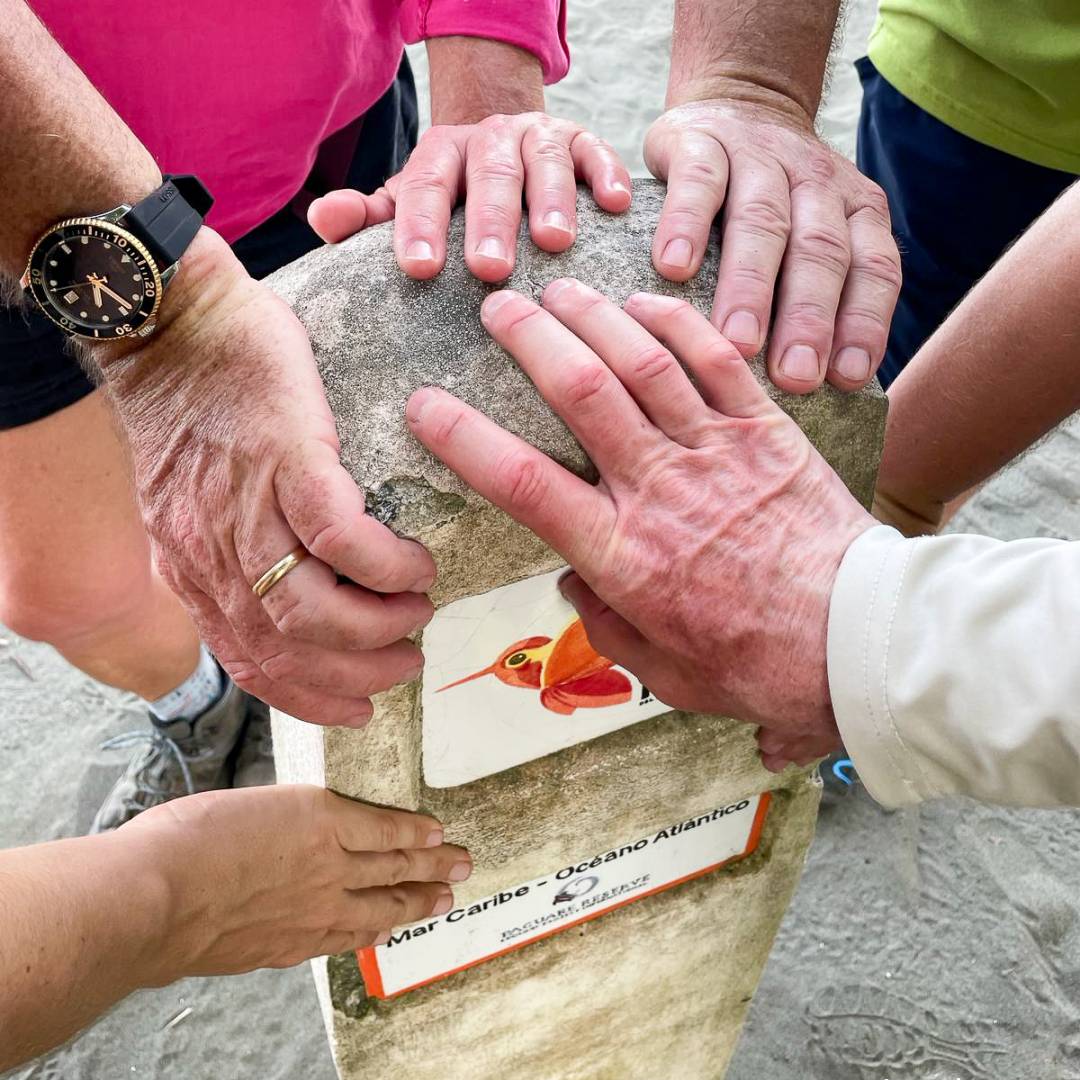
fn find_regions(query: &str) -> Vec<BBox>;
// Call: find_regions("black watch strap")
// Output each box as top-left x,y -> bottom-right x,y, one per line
123,174 -> 214,269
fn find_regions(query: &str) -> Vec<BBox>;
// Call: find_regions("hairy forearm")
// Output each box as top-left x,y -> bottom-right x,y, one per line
880,181 -> 1080,509
0,834 -> 168,1069
666,0 -> 841,117
426,36 -> 544,126
0,0 -> 160,278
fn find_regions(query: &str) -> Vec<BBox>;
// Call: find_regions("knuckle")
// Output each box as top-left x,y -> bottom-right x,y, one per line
396,208 -> 447,234
385,849 -> 413,886
701,339 -> 745,371
851,246 -> 903,293
496,303 -> 544,336
386,886 -> 412,922
730,195 -> 791,244
271,592 -> 318,639
627,345 -> 677,383
793,223 -> 851,276
526,136 -> 573,165
372,812 -> 400,852
399,166 -> 456,200
495,453 -> 549,512
675,156 -> 727,191
780,300 -> 836,338
724,262 -> 777,293
471,158 -> 524,186
258,648 -> 302,682
804,150 -> 838,183
425,404 -> 468,449
571,130 -> 612,155
471,200 -> 521,230
223,661 -> 262,692
857,182 -> 892,222
305,517 -> 349,566
562,364 -> 609,408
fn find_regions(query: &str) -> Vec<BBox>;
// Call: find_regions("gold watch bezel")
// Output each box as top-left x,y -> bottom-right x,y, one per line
23,217 -> 165,341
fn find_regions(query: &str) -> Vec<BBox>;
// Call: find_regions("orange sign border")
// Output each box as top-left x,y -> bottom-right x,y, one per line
357,791 -> 771,1000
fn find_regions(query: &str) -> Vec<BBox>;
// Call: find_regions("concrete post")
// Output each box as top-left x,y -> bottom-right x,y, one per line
267,180 -> 886,1080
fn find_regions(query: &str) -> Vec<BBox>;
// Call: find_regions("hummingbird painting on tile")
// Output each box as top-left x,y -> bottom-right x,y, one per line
437,617 -> 633,715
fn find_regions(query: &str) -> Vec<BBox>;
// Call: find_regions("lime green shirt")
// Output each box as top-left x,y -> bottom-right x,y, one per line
869,1 -> 1080,173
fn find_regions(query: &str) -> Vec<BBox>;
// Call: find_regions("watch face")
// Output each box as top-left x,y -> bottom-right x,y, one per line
25,219 -> 161,339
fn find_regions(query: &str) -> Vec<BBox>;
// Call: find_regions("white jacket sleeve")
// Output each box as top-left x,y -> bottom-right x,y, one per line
827,524 -> 1080,809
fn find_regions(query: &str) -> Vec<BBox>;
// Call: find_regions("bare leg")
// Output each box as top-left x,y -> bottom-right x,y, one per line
0,389 -> 199,699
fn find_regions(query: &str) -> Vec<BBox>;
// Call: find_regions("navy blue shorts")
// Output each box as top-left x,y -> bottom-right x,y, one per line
855,56 -> 1077,388
0,59 -> 417,429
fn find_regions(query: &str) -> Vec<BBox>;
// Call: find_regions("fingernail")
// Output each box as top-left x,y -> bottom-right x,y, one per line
542,210 -> 572,235
448,861 -> 472,882
660,238 -> 693,270
779,344 -> 821,383
432,891 -> 454,917
404,659 -> 424,682
404,239 -> 434,262
406,386 -> 439,424
610,179 -> 631,196
425,828 -> 444,848
722,310 -> 761,349
476,236 -> 508,262
543,277 -> 582,304
833,346 -> 871,383
480,289 -> 519,321
348,716 -> 371,729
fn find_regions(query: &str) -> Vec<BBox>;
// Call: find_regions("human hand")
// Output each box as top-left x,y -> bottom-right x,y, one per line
644,92 -> 901,393
96,230 -> 436,726
405,280 -> 874,753
118,784 -> 469,977
871,486 -> 945,537
308,112 -> 632,282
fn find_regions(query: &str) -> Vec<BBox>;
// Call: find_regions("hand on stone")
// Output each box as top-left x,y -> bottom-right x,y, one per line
307,112 -> 632,282
120,785 -> 469,977
96,231 -> 435,726
407,280 -> 874,756
644,94 -> 901,394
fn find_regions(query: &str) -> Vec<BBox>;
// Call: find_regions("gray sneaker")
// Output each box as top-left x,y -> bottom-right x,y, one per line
232,696 -> 276,788
90,678 -> 253,833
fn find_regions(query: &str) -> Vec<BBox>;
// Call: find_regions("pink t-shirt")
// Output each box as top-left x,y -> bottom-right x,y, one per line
30,2 -> 569,241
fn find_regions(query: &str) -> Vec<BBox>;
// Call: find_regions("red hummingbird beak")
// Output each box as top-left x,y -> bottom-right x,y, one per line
436,665 -> 495,693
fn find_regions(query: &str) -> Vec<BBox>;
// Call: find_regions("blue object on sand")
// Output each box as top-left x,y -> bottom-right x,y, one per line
831,758 -> 856,786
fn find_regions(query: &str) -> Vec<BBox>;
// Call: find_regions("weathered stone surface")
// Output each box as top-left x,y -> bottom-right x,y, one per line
267,179 -> 886,1080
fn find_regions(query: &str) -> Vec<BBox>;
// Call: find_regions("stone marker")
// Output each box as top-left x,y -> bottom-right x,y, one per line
267,179 -> 886,1080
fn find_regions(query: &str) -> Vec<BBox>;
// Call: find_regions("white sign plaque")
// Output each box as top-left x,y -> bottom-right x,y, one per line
358,794 -> 770,999
422,568 -> 673,787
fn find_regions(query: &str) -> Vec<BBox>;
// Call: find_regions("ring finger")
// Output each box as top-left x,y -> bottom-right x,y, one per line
541,278 -> 708,442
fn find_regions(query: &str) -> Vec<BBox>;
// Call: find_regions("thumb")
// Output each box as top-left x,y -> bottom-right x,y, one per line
557,571 -> 648,665
308,188 -> 396,244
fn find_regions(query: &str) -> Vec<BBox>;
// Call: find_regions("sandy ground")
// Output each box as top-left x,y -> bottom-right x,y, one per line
5,2 -> 1080,1078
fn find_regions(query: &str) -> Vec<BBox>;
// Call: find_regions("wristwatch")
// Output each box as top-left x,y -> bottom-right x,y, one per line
21,174 -> 213,341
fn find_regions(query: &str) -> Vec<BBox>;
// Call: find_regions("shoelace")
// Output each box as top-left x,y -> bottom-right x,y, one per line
99,729 -> 196,798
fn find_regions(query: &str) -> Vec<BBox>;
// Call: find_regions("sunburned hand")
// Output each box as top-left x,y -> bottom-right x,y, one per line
307,112 -> 632,282
118,785 -> 470,976
406,281 -> 875,764
95,230 -> 435,726
644,93 -> 901,394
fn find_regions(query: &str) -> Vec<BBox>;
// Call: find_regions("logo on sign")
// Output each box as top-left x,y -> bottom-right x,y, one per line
553,875 -> 600,905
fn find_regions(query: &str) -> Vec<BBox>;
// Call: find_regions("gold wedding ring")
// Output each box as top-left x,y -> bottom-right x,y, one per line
252,545 -> 309,599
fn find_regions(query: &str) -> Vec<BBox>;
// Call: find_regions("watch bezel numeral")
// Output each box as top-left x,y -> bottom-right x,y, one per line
23,217 -> 164,341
